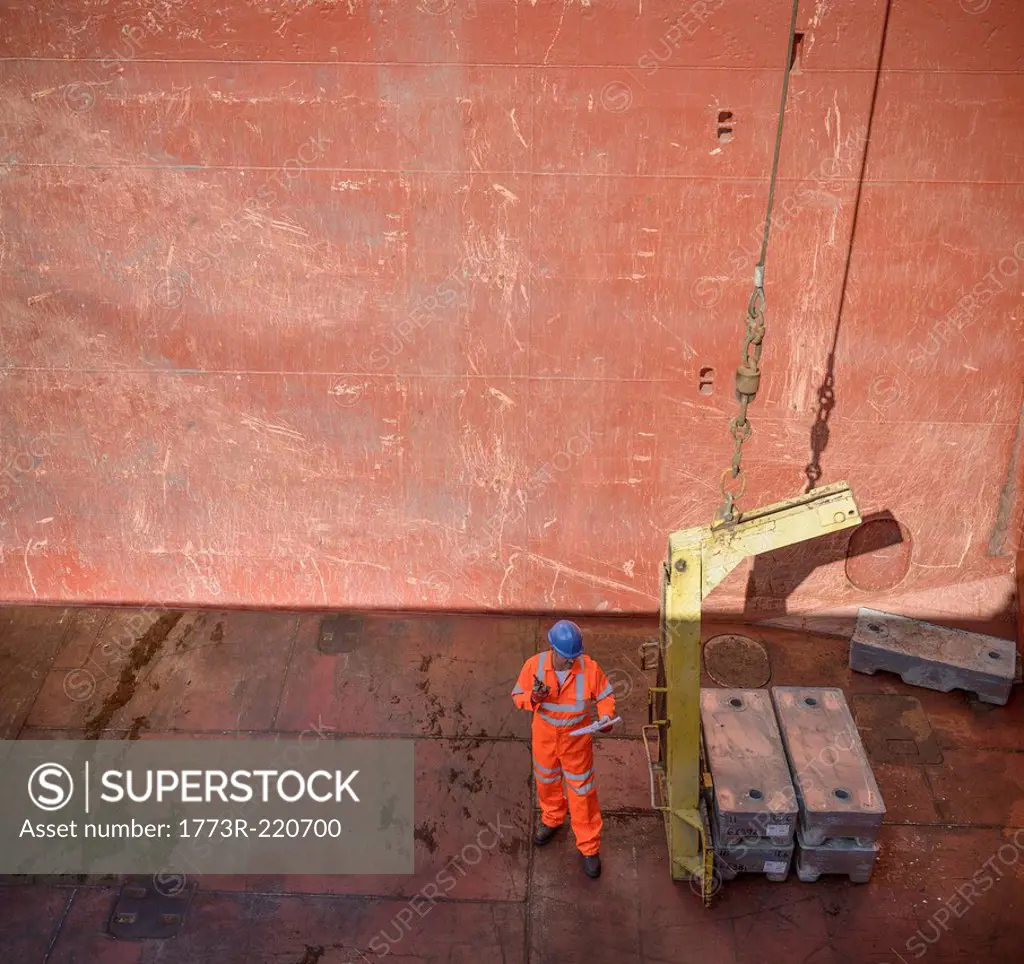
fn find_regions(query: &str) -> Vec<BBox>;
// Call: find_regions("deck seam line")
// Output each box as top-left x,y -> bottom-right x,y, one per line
40,885 -> 77,964
268,613 -> 304,732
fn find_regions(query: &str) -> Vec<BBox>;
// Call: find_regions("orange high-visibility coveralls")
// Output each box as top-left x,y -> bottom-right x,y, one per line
511,651 -> 616,856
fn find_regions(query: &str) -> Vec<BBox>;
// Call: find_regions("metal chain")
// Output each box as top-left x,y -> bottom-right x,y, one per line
803,364 -> 835,492
716,0 -> 801,525
719,283 -> 763,522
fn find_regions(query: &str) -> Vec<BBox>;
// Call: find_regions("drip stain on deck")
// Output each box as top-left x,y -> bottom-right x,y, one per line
83,611 -> 183,739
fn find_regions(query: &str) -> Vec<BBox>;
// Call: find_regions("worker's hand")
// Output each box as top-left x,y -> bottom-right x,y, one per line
530,681 -> 550,708
597,715 -> 614,734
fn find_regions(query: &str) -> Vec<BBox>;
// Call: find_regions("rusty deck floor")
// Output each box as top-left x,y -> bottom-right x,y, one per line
1,605 -> 1022,963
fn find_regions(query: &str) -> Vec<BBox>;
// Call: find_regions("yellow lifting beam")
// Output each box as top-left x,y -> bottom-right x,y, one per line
644,481 -> 862,901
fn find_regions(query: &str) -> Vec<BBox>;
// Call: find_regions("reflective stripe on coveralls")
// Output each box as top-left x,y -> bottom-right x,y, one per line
536,711 -> 587,726
534,773 -> 563,784
562,767 -> 592,782
533,759 -> 563,784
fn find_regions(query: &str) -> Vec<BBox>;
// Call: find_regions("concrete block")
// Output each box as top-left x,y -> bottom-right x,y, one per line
701,688 -> 798,844
771,687 -> 885,846
795,828 -> 880,883
850,608 -> 1016,706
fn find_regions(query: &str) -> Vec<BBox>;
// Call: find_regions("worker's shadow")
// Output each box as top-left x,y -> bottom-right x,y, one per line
741,508 -> 904,620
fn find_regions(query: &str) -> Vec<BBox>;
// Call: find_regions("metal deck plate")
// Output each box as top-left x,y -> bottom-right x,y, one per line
772,687 -> 885,845
850,693 -> 944,766
703,635 -> 772,688
317,614 -> 364,655
108,876 -> 196,940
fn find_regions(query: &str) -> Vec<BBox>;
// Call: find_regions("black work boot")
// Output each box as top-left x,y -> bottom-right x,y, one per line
582,854 -> 602,878
534,822 -> 561,846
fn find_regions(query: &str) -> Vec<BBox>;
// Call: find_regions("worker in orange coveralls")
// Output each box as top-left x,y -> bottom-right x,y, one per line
511,620 -> 616,878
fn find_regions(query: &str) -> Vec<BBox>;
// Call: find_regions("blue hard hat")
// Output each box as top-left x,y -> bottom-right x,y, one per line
547,620 -> 583,658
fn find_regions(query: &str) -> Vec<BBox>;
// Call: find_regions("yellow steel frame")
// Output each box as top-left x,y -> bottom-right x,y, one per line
646,481 -> 862,900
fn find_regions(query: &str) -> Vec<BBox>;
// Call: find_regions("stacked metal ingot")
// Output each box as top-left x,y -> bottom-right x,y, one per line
772,687 -> 885,883
850,607 -> 1016,705
700,688 -> 799,882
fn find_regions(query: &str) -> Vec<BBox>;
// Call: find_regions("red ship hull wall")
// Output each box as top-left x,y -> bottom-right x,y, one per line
1,1 -> 1021,634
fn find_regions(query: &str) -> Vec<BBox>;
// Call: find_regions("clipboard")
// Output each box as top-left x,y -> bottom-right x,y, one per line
569,716 -> 622,737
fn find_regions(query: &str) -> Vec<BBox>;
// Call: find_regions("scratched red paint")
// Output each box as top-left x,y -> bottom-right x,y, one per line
0,1 -> 1021,629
